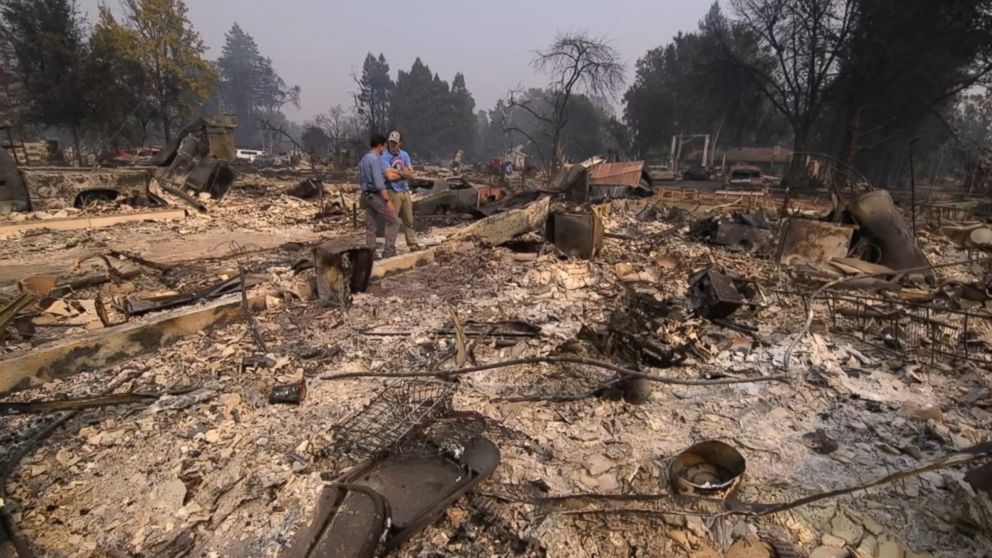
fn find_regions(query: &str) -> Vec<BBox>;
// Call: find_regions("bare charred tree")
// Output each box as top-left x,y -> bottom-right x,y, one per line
728,0 -> 857,182
512,32 -> 625,174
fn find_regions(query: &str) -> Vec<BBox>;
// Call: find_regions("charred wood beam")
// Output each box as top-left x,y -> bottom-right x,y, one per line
0,392 -> 158,415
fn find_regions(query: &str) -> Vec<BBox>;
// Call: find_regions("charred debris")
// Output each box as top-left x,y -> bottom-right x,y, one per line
0,150 -> 991,558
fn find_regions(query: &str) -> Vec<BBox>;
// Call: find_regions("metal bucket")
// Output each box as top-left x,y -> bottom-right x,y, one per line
669,440 -> 746,499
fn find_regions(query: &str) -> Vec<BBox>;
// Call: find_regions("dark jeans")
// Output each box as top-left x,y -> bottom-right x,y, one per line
364,191 -> 401,258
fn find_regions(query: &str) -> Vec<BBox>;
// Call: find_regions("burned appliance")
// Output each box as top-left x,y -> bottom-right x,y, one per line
313,242 -> 374,308
545,211 -> 604,259
689,212 -> 771,254
687,267 -> 754,320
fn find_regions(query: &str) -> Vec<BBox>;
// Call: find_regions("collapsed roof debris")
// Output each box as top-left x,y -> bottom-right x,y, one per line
0,159 -> 990,558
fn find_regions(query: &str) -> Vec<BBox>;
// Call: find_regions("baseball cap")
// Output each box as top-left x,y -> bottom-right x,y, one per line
388,131 -> 402,143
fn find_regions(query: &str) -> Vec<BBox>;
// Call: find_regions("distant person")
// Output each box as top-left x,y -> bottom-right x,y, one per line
359,134 -> 400,258
381,131 -> 420,251
451,149 -> 464,173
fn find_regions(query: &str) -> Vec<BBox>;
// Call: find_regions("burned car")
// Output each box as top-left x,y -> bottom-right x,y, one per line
0,114 -> 238,214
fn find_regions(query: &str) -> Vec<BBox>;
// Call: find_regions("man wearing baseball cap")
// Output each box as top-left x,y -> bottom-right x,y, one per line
381,131 -> 421,251
359,134 -> 401,258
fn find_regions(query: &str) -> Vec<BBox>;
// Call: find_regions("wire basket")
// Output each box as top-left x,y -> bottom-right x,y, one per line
321,379 -> 457,460
773,289 -> 992,365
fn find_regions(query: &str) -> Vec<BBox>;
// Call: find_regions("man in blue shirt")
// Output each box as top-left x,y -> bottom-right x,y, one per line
359,134 -> 401,258
381,131 -> 420,251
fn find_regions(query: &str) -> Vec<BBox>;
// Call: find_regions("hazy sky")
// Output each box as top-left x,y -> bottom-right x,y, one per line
77,0 -> 715,121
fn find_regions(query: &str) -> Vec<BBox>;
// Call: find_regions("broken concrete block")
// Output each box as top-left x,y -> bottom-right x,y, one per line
809,546 -> 850,558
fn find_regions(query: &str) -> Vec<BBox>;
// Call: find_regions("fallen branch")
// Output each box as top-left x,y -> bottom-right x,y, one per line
537,442 -> 992,518
322,355 -> 788,387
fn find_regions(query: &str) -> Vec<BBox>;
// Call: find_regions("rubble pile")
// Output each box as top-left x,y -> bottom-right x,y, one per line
0,170 -> 991,558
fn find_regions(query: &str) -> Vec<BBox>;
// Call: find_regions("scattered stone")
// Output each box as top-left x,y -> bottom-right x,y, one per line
586,454 -> 614,476
857,536 -> 879,558
725,538 -> 775,558
899,402 -> 943,423
900,443 -> 922,460
148,478 -> 186,516
822,533 -> 847,548
809,546 -> 850,558
831,513 -> 864,546
877,539 -> 905,558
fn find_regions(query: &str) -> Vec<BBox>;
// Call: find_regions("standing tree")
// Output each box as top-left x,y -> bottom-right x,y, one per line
216,23 -> 300,150
315,105 -> 349,164
254,61 -> 301,151
728,0 -> 857,177
0,21 -> 26,130
624,3 -> 785,160
476,103 -> 515,161
827,0 -> 992,179
514,32 -> 625,173
86,6 -> 156,149
0,0 -> 90,162
391,58 -> 477,160
352,53 -> 393,135
955,90 -> 992,151
216,23 -> 263,146
301,124 -> 330,160
122,0 -> 216,142
391,58 -> 440,158
449,72 -> 478,158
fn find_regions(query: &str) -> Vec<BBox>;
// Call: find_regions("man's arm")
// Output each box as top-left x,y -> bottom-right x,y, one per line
398,151 -> 415,179
371,157 -> 388,193
379,153 -> 401,182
